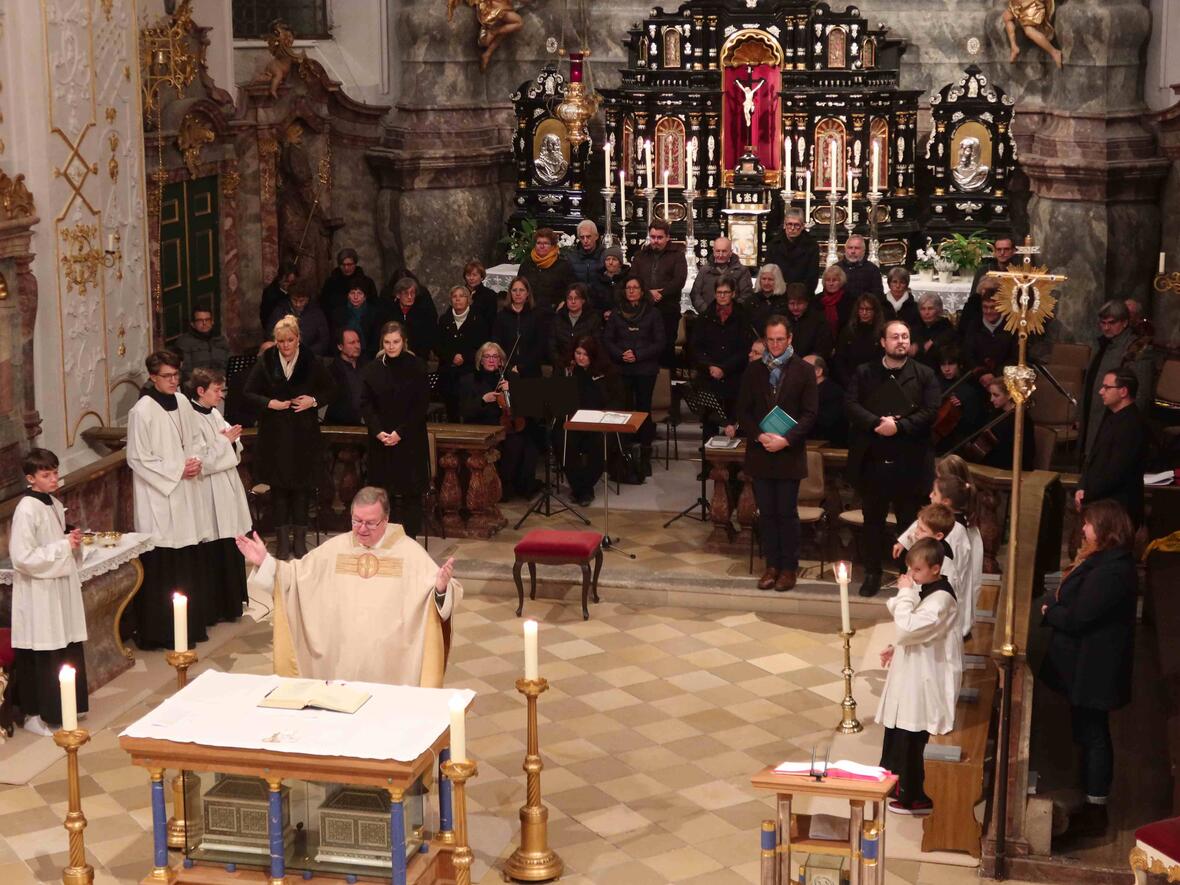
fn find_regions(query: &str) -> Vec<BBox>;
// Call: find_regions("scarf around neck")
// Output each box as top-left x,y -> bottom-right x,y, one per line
762,346 -> 794,388
821,289 -> 843,336
530,246 -> 559,269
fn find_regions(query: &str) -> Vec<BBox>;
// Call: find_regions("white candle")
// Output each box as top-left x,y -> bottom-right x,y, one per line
784,139 -> 791,194
523,619 -> 539,680
663,169 -> 670,220
686,138 -> 696,192
847,178 -> 854,221
449,694 -> 467,763
644,139 -> 653,188
106,233 -> 117,253
1160,252 -> 1167,275
871,142 -> 880,195
60,665 -> 78,731
173,592 -> 188,653
805,169 -> 812,221
829,139 -> 838,190
618,170 -> 626,223
604,138 -> 612,187
835,561 -> 852,634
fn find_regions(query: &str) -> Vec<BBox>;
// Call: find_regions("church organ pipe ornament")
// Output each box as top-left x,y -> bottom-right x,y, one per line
600,1 -> 921,270
924,65 -> 1017,238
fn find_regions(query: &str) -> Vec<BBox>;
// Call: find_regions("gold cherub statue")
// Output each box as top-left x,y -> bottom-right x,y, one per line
447,0 -> 533,72
256,18 -> 307,98
1003,0 -> 1063,69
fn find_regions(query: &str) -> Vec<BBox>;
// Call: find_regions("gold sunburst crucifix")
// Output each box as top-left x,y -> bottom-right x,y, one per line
985,236 -> 1068,338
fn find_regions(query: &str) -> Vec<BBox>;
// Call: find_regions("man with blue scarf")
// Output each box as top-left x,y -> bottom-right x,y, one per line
736,315 -> 818,592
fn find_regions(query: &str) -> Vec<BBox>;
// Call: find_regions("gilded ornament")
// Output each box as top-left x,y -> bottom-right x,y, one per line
254,19 -> 306,99
60,225 -> 122,296
108,156 -> 119,183
0,169 -> 35,219
220,169 -> 240,199
1003,0 -> 1062,69
0,272 -> 8,300
106,107 -> 117,124
446,0 -> 535,72
101,0 -> 114,21
177,113 -> 215,178
987,239 -> 1065,338
139,0 -> 201,115
108,133 -> 119,153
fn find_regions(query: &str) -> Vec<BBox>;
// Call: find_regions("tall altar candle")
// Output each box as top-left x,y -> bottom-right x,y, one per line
847,177 -> 854,221
686,138 -> 696,192
644,139 -> 653,188
784,139 -> 791,194
835,561 -> 852,635
871,142 -> 881,195
663,169 -> 670,220
619,170 -> 626,222
604,138 -> 612,187
449,695 -> 467,763
1161,252 -> 1167,275
60,665 -> 78,731
523,619 -> 539,680
829,139 -> 838,191
173,592 -> 188,653
805,169 -> 812,221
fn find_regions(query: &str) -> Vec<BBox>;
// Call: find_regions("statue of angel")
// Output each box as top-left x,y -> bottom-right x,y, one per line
447,0 -> 534,71
1003,0 -> 1063,69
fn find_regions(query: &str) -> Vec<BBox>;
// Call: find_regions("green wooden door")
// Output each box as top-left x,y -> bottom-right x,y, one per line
159,175 -> 221,343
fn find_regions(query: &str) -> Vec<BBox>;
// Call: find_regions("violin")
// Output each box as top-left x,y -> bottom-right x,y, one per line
494,335 -> 525,433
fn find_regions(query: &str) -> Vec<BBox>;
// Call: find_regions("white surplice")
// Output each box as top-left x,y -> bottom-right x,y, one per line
127,393 -> 207,547
10,494 -> 87,650
189,402 -> 252,540
875,583 -> 963,735
897,519 -> 975,637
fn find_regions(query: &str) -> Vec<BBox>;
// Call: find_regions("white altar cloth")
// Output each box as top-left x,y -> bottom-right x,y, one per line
121,671 -> 475,763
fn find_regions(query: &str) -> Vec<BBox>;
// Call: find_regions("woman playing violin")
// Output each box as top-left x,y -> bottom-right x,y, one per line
975,378 -> 1036,470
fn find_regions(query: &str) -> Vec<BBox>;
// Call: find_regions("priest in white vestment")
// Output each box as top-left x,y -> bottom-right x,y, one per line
236,486 -> 460,687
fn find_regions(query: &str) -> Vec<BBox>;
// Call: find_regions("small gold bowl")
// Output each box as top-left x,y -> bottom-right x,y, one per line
81,531 -> 96,545
99,531 -> 121,547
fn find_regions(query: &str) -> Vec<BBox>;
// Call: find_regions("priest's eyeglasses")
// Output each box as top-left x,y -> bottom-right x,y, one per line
350,516 -> 386,530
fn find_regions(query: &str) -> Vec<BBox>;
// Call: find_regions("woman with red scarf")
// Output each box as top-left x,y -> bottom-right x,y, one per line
819,264 -> 853,344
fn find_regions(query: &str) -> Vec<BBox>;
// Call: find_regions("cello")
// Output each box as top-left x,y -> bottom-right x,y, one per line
931,367 -> 983,444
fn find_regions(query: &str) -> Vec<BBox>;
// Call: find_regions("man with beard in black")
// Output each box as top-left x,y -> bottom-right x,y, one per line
629,218 -> 687,368
837,234 -> 885,303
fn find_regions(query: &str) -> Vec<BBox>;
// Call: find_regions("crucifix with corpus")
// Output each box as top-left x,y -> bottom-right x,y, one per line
733,65 -> 766,153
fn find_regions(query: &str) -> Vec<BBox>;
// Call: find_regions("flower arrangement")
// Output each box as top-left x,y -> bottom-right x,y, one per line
937,231 -> 993,273
914,238 -> 938,273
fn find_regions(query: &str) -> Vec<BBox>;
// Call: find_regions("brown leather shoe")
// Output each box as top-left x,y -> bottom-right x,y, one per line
774,570 -> 797,592
757,568 -> 779,590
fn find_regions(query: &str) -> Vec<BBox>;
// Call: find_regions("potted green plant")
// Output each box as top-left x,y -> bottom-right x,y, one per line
936,231 -> 993,276
498,218 -> 539,264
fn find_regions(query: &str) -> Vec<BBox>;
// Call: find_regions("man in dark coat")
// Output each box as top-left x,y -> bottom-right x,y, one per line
629,218 -> 687,367
784,290 -> 834,359
837,234 -> 885,302
961,283 -> 1017,385
845,319 -> 941,596
324,328 -> 368,425
319,248 -> 376,321
961,234 -> 1016,334
690,236 -> 753,313
1081,299 -> 1155,459
385,277 -> 439,360
173,306 -> 231,382
689,276 -> 753,436
766,210 -> 820,299
737,315 -> 818,592
1077,368 -> 1146,526
803,355 -> 847,447
568,221 -> 609,306
260,263 -> 297,334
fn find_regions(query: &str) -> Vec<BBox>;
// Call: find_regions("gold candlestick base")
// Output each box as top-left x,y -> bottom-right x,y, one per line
55,728 -> 95,885
164,650 -> 198,849
836,630 -> 863,735
440,759 -> 478,885
504,678 -> 563,882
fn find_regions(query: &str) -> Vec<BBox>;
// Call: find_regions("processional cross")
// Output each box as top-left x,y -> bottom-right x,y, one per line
984,235 -> 1067,657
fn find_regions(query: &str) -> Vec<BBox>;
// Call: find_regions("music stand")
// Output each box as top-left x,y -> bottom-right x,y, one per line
664,384 -> 729,528
510,376 -> 590,530
565,410 -> 648,558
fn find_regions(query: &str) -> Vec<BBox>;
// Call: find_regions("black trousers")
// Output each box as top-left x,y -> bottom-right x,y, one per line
389,494 -> 423,541
10,643 -> 89,727
1071,705 -> 1113,799
272,487 -> 310,526
564,430 -> 604,498
499,429 -> 540,498
620,373 -> 657,445
752,477 -> 802,571
880,725 -> 930,805
859,460 -> 926,574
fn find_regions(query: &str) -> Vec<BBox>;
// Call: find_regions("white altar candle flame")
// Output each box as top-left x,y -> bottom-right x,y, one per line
59,665 -> 78,731
523,619 -> 539,680
173,592 -> 188,653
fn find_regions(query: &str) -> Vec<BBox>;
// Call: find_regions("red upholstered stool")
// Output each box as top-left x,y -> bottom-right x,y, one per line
1132,816 -> 1180,883
513,530 -> 604,620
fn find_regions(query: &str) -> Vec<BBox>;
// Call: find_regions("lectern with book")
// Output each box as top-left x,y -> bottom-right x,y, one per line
564,409 -> 648,555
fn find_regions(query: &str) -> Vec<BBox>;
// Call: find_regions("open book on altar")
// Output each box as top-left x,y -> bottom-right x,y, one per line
774,759 -> 891,781
259,679 -> 371,714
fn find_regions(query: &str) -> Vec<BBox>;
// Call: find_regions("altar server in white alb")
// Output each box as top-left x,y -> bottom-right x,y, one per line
126,350 -> 212,649
236,486 -> 461,687
876,537 -> 963,815
187,366 -> 253,624
7,448 -> 88,735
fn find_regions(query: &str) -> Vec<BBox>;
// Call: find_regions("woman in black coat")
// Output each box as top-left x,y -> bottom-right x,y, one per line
690,275 -> 754,435
464,259 -> 502,330
560,336 -> 625,506
242,315 -> 336,558
518,227 -> 575,315
492,277 -> 545,378
260,262 -> 297,335
736,316 -> 818,592
602,275 -> 666,476
550,284 -> 602,367
1039,499 -> 1137,844
436,286 -> 489,422
910,294 -> 957,370
359,321 -> 431,539
980,379 -> 1035,471
459,342 -> 539,500
834,295 -> 885,386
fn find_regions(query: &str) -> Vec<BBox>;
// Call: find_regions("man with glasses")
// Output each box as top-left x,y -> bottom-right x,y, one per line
1081,299 -> 1154,460
1077,369 -> 1146,526
237,486 -> 461,687
568,220 -> 610,306
319,247 -> 377,321
961,234 -> 1017,334
173,306 -> 230,382
127,350 -> 213,649
767,209 -> 820,299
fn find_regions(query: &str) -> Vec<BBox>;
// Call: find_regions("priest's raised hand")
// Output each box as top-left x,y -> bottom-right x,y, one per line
235,531 -> 269,568
436,556 -> 456,592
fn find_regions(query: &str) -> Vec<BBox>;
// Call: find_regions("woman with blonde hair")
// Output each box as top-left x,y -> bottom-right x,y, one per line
818,264 -> 852,340
243,314 -> 336,558
459,341 -> 540,499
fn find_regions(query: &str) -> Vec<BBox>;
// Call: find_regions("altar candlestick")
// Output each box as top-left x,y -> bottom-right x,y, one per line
59,665 -> 78,730
523,619 -> 539,680
662,169 -> 670,220
871,142 -> 881,195
686,137 -> 696,192
836,561 -> 852,635
784,139 -> 791,193
829,139 -> 838,190
644,139 -> 653,188
449,695 -> 467,763
172,592 -> 188,653
1161,252 -> 1167,275
604,138 -> 612,187
805,169 -> 812,221
847,178 -> 854,221
619,170 -> 626,222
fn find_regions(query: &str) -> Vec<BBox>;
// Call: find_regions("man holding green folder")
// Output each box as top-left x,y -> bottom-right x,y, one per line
736,316 -> 818,592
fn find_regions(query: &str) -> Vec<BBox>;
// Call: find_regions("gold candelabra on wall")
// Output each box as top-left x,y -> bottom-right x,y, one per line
60,225 -> 122,296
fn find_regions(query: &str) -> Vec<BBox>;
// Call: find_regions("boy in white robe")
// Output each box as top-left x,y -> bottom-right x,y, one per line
8,448 -> 87,735
877,537 -> 963,814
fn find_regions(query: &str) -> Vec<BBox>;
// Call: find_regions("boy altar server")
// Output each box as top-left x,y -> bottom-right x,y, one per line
9,448 -> 88,735
877,537 -> 963,815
